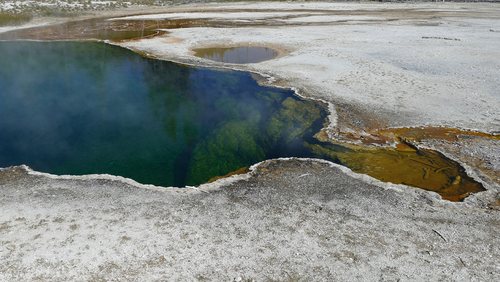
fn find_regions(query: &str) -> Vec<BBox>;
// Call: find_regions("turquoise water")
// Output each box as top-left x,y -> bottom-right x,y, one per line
0,41 -> 327,187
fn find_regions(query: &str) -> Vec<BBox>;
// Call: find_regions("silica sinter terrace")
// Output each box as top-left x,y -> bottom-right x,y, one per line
0,42 -> 325,187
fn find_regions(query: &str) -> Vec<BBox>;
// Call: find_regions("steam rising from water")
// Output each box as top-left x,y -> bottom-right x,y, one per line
0,41 -> 324,187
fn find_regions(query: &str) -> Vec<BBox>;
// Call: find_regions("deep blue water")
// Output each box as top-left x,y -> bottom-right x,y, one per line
0,41 -> 326,186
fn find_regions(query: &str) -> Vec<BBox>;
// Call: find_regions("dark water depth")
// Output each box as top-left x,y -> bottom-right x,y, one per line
0,42 -> 324,187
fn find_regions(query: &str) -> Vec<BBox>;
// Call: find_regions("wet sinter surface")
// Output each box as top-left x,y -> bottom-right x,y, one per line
0,18 -> 160,41
0,41 -> 484,200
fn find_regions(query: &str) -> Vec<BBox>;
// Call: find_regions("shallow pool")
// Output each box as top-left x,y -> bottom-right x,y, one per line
193,46 -> 278,64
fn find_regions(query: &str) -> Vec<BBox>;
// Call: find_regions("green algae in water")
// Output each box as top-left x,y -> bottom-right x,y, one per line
0,41 -> 325,187
186,95 -> 325,185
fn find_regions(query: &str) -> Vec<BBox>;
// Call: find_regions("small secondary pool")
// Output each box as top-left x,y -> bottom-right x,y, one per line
193,46 -> 279,64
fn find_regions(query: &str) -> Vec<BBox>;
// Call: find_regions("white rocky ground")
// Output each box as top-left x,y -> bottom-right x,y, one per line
1,159 -> 500,281
1,2 -> 500,281
0,1 -> 139,13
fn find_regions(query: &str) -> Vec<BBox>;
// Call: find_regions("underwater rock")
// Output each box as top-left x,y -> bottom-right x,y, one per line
185,92 -> 327,185
264,97 -> 325,147
186,120 -> 265,185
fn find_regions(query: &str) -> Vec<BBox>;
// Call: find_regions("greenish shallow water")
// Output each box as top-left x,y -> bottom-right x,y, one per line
0,41 -> 326,187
